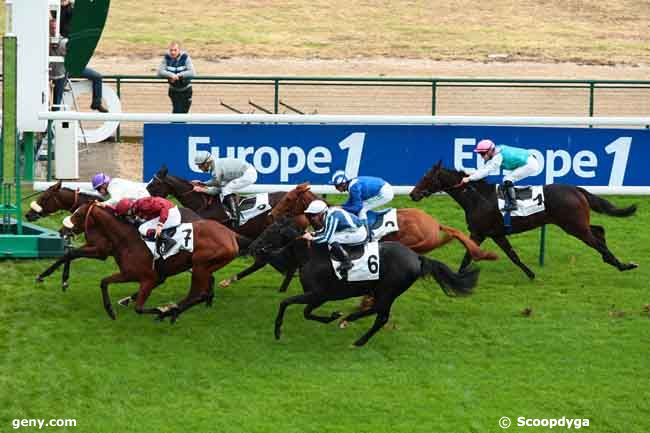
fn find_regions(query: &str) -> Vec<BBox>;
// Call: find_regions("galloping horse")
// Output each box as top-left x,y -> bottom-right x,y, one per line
26,180 -> 104,289
410,161 -> 638,279
26,180 -> 101,221
146,165 -> 309,291
251,218 -> 479,346
269,182 -> 497,258
54,202 -> 246,321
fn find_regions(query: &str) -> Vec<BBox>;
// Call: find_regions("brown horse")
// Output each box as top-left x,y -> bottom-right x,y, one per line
410,161 -> 638,279
146,165 -> 310,291
53,202 -> 245,321
26,180 -> 100,221
269,182 -> 497,259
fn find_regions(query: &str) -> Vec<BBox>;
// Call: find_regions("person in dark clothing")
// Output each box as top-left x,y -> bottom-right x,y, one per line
56,0 -> 109,113
157,41 -> 196,113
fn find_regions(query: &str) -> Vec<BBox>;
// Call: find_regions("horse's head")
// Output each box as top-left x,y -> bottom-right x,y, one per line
410,161 -> 464,201
250,216 -> 303,258
60,201 -> 94,236
270,182 -> 318,220
146,165 -> 174,198
26,180 -> 73,221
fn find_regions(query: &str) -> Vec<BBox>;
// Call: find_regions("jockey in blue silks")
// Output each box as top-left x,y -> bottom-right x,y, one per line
302,200 -> 369,278
331,173 -> 395,225
461,139 -> 540,211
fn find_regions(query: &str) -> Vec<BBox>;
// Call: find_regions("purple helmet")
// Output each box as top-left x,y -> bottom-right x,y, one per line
91,173 -> 111,190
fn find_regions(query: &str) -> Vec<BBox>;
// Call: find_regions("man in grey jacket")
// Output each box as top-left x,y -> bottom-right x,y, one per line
192,151 -> 258,228
157,41 -> 196,113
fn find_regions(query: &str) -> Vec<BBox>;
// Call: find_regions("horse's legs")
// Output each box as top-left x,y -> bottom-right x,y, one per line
219,257 -> 267,288
278,265 -> 297,292
99,272 -> 133,320
561,223 -> 637,271
459,233 -> 485,272
303,300 -> 342,323
353,294 -> 396,347
134,280 -> 164,316
274,291 -> 324,340
492,235 -> 536,279
339,306 -> 376,327
206,276 -> 215,307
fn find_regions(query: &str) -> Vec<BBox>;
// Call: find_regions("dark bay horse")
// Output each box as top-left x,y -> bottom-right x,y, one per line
410,161 -> 638,279
146,165 -> 309,291
251,218 -> 479,347
53,202 -> 246,321
269,182 -> 497,259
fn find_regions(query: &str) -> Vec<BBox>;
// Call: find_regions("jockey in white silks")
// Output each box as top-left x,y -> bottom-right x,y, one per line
191,150 -> 258,228
91,172 -> 150,206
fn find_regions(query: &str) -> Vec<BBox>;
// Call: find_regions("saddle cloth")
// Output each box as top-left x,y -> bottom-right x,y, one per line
144,223 -> 194,260
496,185 -> 546,217
330,241 -> 380,281
367,208 -> 399,240
238,193 -> 272,225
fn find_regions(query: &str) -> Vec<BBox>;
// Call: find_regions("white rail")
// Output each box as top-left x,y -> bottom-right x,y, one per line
38,112 -> 650,126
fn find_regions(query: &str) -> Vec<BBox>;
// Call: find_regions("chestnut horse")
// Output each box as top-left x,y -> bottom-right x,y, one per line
410,161 -> 638,279
268,183 -> 497,259
54,202 -> 245,321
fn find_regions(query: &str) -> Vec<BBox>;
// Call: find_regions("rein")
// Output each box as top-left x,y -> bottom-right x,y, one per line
84,202 -> 98,234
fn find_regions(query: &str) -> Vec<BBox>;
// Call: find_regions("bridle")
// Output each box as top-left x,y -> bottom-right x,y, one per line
37,188 -> 81,215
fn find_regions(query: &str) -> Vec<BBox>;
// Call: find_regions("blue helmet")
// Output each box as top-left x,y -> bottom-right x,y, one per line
330,172 -> 349,186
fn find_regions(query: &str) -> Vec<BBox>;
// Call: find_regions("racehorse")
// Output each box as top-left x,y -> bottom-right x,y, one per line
26,180 -> 104,289
26,180 -> 101,221
50,202 -> 246,321
409,161 -> 638,279
146,165 -> 308,291
268,182 -> 497,258
250,218 -> 479,347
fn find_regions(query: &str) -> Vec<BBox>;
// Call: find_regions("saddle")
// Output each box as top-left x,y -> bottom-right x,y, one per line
339,244 -> 367,260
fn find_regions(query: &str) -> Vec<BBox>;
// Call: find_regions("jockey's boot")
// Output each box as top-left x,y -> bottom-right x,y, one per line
330,242 -> 353,279
157,231 -> 177,256
223,194 -> 240,229
502,180 -> 518,212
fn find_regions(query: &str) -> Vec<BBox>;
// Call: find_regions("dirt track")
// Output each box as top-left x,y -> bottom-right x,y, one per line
71,56 -> 650,181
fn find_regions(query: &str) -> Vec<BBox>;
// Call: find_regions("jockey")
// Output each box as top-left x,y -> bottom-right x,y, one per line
461,139 -> 539,211
91,172 -> 149,206
331,173 -> 395,223
302,200 -> 369,278
114,196 -> 181,253
191,150 -> 258,229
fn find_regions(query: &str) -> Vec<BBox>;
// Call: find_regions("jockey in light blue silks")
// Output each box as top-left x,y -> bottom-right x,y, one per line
302,200 -> 369,278
331,173 -> 395,233
461,139 -> 540,211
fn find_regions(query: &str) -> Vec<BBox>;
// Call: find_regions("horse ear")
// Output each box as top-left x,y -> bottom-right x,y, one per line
52,179 -> 62,190
297,182 -> 310,191
158,165 -> 168,177
434,160 -> 442,170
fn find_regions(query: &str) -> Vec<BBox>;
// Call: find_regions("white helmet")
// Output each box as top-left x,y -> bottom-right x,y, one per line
304,200 -> 328,215
194,150 -> 213,165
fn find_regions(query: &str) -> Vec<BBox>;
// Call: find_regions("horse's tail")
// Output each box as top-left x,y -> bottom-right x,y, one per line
418,256 -> 479,296
576,187 -> 637,217
439,225 -> 498,261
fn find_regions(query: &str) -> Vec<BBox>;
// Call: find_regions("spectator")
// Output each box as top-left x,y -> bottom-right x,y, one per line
49,16 -> 67,111
56,0 -> 109,113
158,41 -> 196,113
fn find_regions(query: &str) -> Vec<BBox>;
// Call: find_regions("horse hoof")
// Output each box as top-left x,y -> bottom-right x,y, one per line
219,279 -> 231,288
353,339 -> 366,347
105,306 -> 116,320
35,276 -> 43,283
521,307 -> 533,317
274,328 -> 282,340
339,320 -> 349,329
331,311 -> 343,320
62,282 -> 69,291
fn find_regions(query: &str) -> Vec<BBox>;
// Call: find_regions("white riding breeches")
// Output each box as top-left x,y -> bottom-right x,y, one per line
329,226 -> 369,245
222,166 -> 258,196
138,206 -> 181,237
503,156 -> 540,183
358,183 -> 395,221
